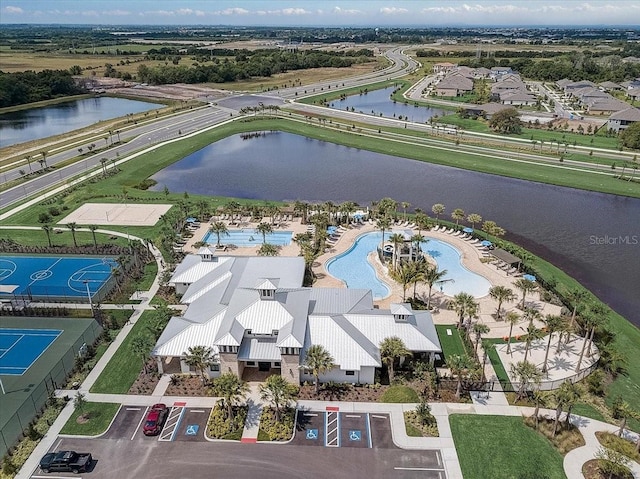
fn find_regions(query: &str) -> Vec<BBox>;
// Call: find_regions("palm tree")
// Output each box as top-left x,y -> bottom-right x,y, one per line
451,208 -> 465,226
613,401 -> 636,438
541,315 -> 564,373
422,264 -> 448,310
390,261 -> 418,302
388,232 -> 405,268
586,303 -> 608,357
258,243 -> 280,256
100,157 -> 108,177
431,203 -> 445,224
208,221 -> 229,247
301,345 -> 335,396
489,285 -> 517,320
414,213 -> 431,234
42,224 -> 53,247
448,354 -> 471,400
551,382 -> 571,436
522,324 -> 545,363
88,224 -> 99,254
505,311 -> 521,354
574,312 -> 592,373
410,233 -> 426,256
566,288 -> 588,337
523,307 -> 542,329
25,155 -> 33,173
400,201 -> 411,222
451,292 -> 478,329
472,323 -> 490,357
259,375 -> 298,422
514,278 -> 537,309
561,381 -> 581,427
256,222 -> 273,244
510,360 -> 542,401
40,150 -> 48,168
130,333 -> 154,374
66,222 -> 78,247
183,345 -> 217,384
213,372 -> 249,421
466,213 -> 482,229
379,336 -> 412,383
376,216 -> 392,249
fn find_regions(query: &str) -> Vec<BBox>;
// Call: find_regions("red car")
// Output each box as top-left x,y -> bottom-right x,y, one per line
143,404 -> 168,436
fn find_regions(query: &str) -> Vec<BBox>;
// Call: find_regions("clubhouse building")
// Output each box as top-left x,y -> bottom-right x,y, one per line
152,248 -> 441,385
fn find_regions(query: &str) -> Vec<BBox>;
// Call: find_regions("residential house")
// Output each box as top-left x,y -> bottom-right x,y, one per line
608,107 -> 640,133
435,74 -> 473,97
433,62 -> 457,75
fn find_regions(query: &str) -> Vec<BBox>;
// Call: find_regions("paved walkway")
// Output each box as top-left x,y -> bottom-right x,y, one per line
240,383 -> 264,443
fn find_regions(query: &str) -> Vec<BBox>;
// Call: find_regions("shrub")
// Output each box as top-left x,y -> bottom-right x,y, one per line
48,207 -> 60,216
38,212 -> 51,223
586,369 -> 606,396
206,402 -> 247,440
258,407 -> 295,441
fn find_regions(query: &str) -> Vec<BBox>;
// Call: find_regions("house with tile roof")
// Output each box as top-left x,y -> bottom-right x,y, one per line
153,251 -> 441,385
608,107 -> 640,133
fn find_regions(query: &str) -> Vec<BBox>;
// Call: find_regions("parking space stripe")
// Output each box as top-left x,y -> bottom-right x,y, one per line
325,410 -> 340,447
131,406 -> 149,440
366,413 -> 372,448
394,467 -> 445,471
158,405 -> 185,441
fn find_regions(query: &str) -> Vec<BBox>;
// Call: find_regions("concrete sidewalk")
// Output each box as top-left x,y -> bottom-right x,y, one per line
240,383 -> 264,443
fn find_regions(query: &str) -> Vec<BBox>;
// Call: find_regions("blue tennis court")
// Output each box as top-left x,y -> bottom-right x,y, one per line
0,328 -> 62,375
0,255 -> 117,299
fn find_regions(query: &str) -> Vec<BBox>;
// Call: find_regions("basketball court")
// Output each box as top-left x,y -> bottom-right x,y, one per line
58,203 -> 173,226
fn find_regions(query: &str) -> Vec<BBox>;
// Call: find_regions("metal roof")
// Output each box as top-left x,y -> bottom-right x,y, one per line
153,311 -> 224,357
170,257 -> 231,285
237,338 -> 281,361
490,248 -> 521,266
308,288 -> 372,314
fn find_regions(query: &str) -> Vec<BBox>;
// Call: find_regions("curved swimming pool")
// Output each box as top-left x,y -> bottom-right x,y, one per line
326,231 -> 491,299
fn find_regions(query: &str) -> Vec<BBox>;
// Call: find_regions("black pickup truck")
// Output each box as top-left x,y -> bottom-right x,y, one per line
39,450 -> 92,473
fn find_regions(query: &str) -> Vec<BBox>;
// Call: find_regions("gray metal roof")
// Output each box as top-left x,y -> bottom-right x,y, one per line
237,337 -> 282,361
308,288 -> 372,314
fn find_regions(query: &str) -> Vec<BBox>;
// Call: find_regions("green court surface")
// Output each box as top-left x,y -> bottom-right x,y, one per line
0,316 -> 102,457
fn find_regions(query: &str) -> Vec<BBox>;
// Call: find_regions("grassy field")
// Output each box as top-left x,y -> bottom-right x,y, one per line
450,415 -> 567,479
435,324 -> 468,361
59,402 -> 121,436
90,311 -> 156,394
0,229 -> 130,248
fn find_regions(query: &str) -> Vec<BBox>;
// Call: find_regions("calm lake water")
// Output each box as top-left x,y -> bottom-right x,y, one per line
329,86 -> 447,123
151,132 -> 640,328
0,97 -> 162,147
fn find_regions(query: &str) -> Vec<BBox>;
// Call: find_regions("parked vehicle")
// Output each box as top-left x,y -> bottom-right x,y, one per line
39,450 -> 92,474
143,403 -> 168,436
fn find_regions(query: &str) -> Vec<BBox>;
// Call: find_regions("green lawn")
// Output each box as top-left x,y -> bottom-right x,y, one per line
0,229 -> 129,248
485,339 -> 511,385
60,402 -> 120,436
435,324 -> 468,361
379,385 -> 420,403
450,415 -> 567,479
571,402 -> 607,423
90,311 -> 156,394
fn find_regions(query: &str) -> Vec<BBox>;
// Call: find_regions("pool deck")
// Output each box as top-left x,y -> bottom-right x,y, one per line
182,218 -> 560,339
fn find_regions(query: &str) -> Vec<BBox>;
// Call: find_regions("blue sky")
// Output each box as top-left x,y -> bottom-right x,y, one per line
1,1 -> 638,26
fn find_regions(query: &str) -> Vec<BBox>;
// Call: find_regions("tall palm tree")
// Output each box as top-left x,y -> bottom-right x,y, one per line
130,333 -> 154,374
66,222 -> 78,247
388,232 -> 405,268
256,222 -> 273,244
88,224 -> 99,254
510,360 -> 542,401
293,200 -> 310,224
505,311 -> 521,354
213,372 -> 249,421
448,354 -> 471,400
25,155 -> 33,173
183,345 -> 217,384
431,203 -> 445,224
522,324 -> 545,363
566,288 -> 588,336
40,150 -> 48,168
451,208 -> 465,226
451,292 -> 478,329
561,381 -> 581,427
489,285 -> 517,320
42,224 -> 53,247
541,315 -> 564,373
301,345 -> 335,396
574,312 -> 592,373
551,382 -> 572,436
523,307 -> 542,328
401,201 -> 411,222
376,216 -> 392,249
472,323 -> 490,357
208,221 -> 229,247
613,401 -> 636,438
379,336 -> 412,384
259,375 -> 298,422
466,213 -> 482,229
586,303 -> 608,357
422,264 -> 448,310
390,261 -> 418,301
514,278 -> 537,309
410,233 -> 426,257
414,213 -> 431,234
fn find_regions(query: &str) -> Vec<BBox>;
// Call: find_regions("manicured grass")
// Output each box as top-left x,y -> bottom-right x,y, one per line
405,422 -> 423,437
0,228 -> 129,248
435,324 -> 468,361
572,402 -> 608,423
450,415 -> 567,479
90,311 -> 156,394
485,339 -> 511,385
379,385 -> 419,403
60,402 -> 120,436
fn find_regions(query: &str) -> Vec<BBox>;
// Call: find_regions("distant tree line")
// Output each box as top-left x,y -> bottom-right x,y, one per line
137,50 -> 371,85
0,69 -> 86,108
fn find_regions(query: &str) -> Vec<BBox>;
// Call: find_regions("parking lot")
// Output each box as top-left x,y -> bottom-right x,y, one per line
29,406 -> 447,479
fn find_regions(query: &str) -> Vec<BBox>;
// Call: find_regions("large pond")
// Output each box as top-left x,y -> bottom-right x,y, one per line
150,131 -> 640,328
0,96 -> 162,148
329,86 -> 447,123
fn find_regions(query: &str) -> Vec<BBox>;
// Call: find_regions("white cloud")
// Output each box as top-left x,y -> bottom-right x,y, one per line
281,8 -> 312,15
380,7 -> 409,15
4,5 -> 23,14
216,8 -> 250,15
102,10 -> 130,17
333,6 -> 361,15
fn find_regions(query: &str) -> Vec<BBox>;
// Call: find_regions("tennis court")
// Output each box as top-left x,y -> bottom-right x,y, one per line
0,328 -> 62,375
0,255 -> 117,299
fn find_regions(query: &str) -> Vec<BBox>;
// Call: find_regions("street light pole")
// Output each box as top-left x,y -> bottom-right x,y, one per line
84,280 -> 94,316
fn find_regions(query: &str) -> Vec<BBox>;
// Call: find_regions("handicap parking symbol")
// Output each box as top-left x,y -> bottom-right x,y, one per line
349,430 -> 361,441
306,428 -> 318,440
185,424 -> 199,436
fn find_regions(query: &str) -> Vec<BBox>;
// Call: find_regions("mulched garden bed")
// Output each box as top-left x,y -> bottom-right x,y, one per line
127,360 -> 161,395
583,459 -> 633,479
164,375 -> 214,396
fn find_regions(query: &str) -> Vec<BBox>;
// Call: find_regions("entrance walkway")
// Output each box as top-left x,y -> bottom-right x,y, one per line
240,383 -> 264,443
